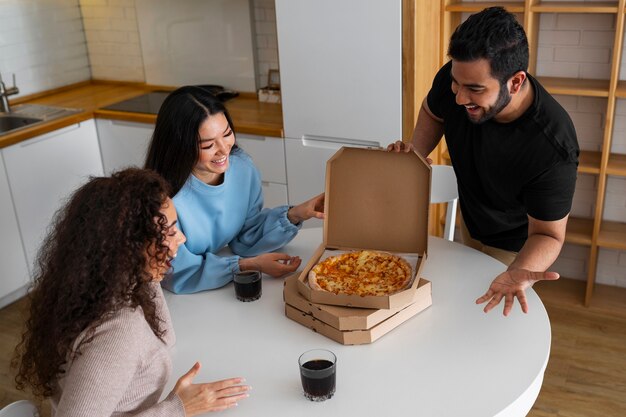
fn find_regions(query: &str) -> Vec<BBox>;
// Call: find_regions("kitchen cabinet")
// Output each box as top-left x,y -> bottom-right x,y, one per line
237,134 -> 288,208
2,119 -> 104,272
275,0 -> 402,143
0,155 -> 30,308
285,136 -> 381,228
96,119 -> 154,175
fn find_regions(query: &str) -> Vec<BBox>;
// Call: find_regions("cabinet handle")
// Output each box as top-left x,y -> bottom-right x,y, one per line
301,135 -> 381,150
19,124 -> 80,147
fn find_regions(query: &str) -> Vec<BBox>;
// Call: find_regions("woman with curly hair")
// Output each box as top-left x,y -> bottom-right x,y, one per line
144,86 -> 325,294
13,168 -> 250,416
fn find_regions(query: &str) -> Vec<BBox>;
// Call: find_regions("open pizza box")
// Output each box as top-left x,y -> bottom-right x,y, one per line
295,147 -> 431,310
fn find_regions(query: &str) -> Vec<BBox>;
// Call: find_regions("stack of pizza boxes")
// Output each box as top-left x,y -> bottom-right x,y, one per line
283,147 -> 433,345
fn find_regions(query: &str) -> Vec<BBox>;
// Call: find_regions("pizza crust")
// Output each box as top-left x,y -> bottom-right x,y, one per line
307,250 -> 413,296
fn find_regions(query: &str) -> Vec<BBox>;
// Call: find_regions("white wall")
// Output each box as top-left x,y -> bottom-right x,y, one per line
79,0 -> 144,82
76,0 -> 279,87
0,0 -> 91,97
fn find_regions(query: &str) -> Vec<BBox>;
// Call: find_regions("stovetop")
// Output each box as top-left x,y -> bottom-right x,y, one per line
102,86 -> 239,115
101,91 -> 170,115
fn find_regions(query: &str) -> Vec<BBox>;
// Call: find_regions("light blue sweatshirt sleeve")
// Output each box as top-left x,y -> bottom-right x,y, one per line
229,167 -> 301,256
162,151 -> 301,294
161,243 -> 241,294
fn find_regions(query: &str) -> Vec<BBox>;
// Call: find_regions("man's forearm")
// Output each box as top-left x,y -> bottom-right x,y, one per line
508,233 -> 563,272
411,100 -> 444,158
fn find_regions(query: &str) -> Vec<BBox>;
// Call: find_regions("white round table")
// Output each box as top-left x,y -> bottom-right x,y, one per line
163,228 -> 551,417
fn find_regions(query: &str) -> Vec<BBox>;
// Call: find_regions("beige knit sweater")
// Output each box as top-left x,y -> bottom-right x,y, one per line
51,283 -> 185,416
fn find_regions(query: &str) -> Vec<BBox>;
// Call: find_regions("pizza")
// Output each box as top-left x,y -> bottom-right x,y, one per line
308,250 -> 413,296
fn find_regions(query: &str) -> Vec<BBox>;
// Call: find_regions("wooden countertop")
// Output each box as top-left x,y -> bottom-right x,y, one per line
0,81 -> 283,149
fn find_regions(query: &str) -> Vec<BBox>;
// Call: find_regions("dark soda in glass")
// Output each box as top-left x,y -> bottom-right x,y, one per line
234,271 -> 262,302
300,359 -> 336,401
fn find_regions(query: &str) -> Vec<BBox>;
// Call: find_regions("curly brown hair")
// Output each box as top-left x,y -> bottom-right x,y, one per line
13,168 -> 172,398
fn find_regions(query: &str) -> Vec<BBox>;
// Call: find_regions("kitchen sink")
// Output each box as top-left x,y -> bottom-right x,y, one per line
0,116 -> 42,133
0,103 -> 81,136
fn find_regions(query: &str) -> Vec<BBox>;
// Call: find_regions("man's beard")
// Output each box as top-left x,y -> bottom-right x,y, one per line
467,83 -> 511,124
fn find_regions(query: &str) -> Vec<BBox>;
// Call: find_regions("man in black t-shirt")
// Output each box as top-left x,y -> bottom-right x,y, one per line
389,7 -> 579,316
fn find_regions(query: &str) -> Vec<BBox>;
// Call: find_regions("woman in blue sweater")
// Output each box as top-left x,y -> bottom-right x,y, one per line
145,86 -> 324,294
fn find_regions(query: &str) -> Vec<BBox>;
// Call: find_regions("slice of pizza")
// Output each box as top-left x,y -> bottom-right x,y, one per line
308,250 -> 413,296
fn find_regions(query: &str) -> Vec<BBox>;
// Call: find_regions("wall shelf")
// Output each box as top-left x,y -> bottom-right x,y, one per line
565,216 -> 594,245
578,150 -> 602,174
607,153 -> 626,176
445,2 -> 525,13
531,1 -> 619,14
598,220 -> 626,249
537,76 -> 610,97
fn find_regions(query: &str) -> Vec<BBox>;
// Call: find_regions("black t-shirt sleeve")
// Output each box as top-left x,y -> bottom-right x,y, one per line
523,160 -> 578,221
426,62 -> 453,120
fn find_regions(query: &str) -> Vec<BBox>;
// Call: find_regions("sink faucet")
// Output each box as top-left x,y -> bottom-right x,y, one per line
0,73 -> 19,113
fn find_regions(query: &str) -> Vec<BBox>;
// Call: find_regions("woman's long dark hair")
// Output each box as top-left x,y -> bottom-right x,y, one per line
144,86 -> 237,196
13,168 -> 172,398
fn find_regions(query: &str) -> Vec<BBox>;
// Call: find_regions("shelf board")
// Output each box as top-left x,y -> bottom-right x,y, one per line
565,216 -> 594,246
537,76 -> 610,97
598,220 -> 626,250
578,150 -> 601,174
445,2 -> 525,13
617,80 -> 626,98
531,1 -> 619,13
607,153 -> 626,176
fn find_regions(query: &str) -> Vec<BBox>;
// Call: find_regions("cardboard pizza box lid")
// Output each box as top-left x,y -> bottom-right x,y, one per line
284,273 -> 431,330
284,283 -> 432,345
295,147 -> 431,309
323,147 -> 430,254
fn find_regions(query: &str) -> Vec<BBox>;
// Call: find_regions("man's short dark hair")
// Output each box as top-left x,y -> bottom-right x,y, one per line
448,7 -> 529,84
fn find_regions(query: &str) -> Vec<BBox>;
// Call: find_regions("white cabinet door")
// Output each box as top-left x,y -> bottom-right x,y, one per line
285,136 -> 380,228
96,119 -> 154,175
236,134 -> 286,184
262,182 -> 288,208
0,155 -> 30,307
237,134 -> 288,208
276,0 -> 402,142
3,120 -> 104,272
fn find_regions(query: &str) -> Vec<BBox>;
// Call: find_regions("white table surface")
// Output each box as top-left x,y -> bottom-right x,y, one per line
163,228 -> 551,417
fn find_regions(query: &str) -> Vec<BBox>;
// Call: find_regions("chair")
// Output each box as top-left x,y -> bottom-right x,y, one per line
430,165 -> 459,241
0,400 -> 39,417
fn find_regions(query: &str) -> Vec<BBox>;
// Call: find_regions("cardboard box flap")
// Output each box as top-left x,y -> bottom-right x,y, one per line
324,147 -> 430,254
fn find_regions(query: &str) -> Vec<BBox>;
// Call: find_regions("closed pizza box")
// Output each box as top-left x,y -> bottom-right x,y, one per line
284,273 -> 431,331
296,147 -> 431,309
284,281 -> 432,345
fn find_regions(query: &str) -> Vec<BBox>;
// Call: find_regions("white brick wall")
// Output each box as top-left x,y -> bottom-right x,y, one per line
251,0 -> 279,89
78,0 -> 144,82
570,174 -> 598,219
553,95 -> 605,152
536,13 -> 615,80
611,100 -> 626,154
551,243 -> 589,281
0,0 -> 90,97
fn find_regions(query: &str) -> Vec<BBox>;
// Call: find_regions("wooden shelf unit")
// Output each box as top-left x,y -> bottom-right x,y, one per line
440,0 -> 626,305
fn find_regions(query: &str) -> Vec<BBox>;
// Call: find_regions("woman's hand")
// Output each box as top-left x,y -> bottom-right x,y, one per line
287,193 -> 325,225
239,253 -> 301,277
172,362 -> 250,416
